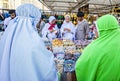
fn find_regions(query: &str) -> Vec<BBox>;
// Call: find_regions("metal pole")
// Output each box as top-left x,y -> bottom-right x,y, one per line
14,0 -> 15,9
109,0 -> 113,13
2,0 -> 4,13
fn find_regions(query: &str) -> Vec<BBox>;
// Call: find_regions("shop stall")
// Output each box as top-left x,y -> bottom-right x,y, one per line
43,38 -> 92,81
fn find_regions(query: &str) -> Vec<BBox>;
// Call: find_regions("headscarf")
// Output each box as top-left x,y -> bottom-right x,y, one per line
75,14 -> 120,81
0,4 -> 58,81
16,4 -> 41,29
48,16 -> 56,30
65,14 -> 71,19
63,14 -> 71,23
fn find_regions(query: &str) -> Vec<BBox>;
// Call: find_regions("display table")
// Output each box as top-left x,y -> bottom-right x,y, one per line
43,39 -> 92,81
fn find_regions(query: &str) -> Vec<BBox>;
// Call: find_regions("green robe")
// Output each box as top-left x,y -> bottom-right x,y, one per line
75,14 -> 120,81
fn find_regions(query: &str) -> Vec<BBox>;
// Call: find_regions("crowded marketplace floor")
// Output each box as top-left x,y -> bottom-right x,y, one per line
0,0 -> 120,81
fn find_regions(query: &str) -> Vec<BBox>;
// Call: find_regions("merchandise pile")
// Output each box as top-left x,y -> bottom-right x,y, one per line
44,38 -> 92,73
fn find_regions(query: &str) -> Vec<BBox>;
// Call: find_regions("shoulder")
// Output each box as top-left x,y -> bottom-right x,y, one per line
55,24 -> 58,28
84,20 -> 89,24
44,23 -> 49,27
45,23 -> 49,25
70,22 -> 75,27
4,17 -> 11,21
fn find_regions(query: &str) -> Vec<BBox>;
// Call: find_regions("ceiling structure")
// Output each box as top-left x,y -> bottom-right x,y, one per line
39,0 -> 120,14
40,0 -> 90,12
88,0 -> 120,14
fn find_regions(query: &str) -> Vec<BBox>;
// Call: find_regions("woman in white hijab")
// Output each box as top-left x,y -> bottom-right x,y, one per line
60,15 -> 75,40
42,16 -> 58,41
0,4 -> 58,81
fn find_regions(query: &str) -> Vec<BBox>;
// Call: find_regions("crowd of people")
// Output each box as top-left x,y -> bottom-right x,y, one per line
0,3 -> 120,81
39,12 -> 97,41
0,8 -> 98,41
0,10 -> 16,31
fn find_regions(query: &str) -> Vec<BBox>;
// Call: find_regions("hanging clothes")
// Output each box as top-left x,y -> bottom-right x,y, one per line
0,4 -> 58,81
75,14 -> 120,81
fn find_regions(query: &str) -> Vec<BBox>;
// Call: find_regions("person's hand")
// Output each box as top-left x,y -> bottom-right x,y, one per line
62,33 -> 64,36
85,35 -> 89,39
94,29 -> 99,38
67,28 -> 71,32
49,29 -> 55,33
64,28 -> 67,31
64,28 -> 71,32
53,30 -> 58,35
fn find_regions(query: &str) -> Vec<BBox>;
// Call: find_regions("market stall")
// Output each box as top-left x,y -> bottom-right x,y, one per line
43,38 -> 92,81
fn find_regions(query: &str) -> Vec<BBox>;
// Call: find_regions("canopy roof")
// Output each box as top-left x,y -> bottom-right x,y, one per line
88,0 -> 120,5
41,0 -> 89,12
39,0 -> 120,13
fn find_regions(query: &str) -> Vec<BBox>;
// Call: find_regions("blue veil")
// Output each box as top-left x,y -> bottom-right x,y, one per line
0,4 -> 58,81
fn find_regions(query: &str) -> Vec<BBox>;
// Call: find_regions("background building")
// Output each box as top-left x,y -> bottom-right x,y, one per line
0,0 -> 49,11
0,0 -> 9,9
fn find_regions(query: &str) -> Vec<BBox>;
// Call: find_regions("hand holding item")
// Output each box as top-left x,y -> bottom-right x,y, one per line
49,29 -> 55,33
53,30 -> 58,35
64,28 -> 71,32
85,35 -> 89,40
64,28 -> 67,31
67,28 -> 71,32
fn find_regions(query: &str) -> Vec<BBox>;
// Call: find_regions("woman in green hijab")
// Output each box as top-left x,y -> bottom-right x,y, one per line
75,14 -> 120,81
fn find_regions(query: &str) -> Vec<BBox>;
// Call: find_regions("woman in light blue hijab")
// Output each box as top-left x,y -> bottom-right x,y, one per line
0,4 -> 58,81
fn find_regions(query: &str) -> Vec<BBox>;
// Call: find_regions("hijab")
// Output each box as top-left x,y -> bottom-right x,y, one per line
0,4 -> 58,81
75,14 -> 120,81
48,16 -> 56,30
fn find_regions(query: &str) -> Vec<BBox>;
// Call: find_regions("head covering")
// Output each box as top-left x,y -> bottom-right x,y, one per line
16,4 -> 41,28
97,14 -> 119,36
0,4 -> 58,81
49,16 -> 56,24
16,4 -> 41,18
65,14 -> 70,19
48,16 -> 56,30
63,14 -> 71,24
75,14 -> 120,81
77,11 -> 84,17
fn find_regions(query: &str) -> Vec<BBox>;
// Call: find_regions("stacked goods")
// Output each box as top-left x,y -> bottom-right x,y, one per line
63,40 -> 76,54
43,39 -> 92,74
62,40 -> 76,72
63,59 -> 75,72
74,40 -> 83,53
52,39 -> 64,54
74,40 -> 92,61
75,40 -> 92,52
52,39 -> 64,73
82,40 -> 92,48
